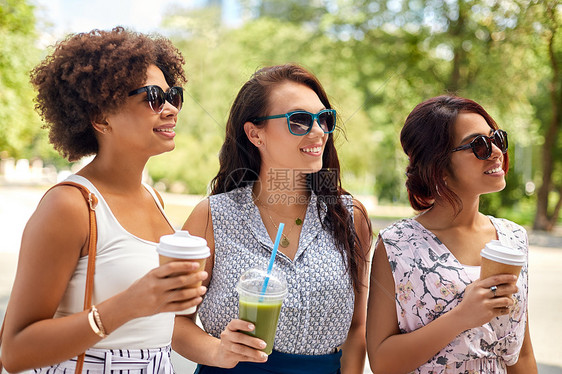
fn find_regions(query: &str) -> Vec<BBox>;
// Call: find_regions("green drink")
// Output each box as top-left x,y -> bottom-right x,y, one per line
239,299 -> 283,354
237,268 -> 288,355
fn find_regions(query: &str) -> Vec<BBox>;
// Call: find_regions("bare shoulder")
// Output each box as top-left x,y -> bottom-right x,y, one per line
351,197 -> 369,218
8,186 -> 92,335
370,238 -> 396,296
31,185 -> 90,236
183,198 -> 213,243
20,185 -> 90,257
351,198 -> 373,253
183,198 -> 215,283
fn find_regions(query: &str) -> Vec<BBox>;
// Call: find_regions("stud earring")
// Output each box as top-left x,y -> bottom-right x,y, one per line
257,140 -> 262,146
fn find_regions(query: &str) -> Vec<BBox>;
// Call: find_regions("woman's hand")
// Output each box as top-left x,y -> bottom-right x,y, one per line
210,319 -> 269,368
453,273 -> 518,331
111,261 -> 208,323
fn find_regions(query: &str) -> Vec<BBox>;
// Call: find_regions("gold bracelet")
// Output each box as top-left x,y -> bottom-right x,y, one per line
87,305 -> 108,338
92,305 -> 108,337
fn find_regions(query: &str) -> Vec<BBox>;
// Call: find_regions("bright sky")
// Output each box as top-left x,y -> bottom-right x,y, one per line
32,0 -> 241,43
34,0 -> 186,35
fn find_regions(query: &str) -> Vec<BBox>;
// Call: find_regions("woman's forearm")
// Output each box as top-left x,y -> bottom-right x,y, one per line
172,315 -> 221,366
370,309 -> 465,374
340,322 -> 367,374
2,310 -> 102,372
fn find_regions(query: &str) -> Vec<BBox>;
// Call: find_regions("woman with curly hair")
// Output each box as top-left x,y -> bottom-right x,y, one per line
366,96 -> 537,373
1,27 -> 207,373
173,64 -> 372,373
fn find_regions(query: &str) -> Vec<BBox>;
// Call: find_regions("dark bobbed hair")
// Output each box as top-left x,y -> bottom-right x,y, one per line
400,95 -> 510,213
30,27 -> 186,161
210,64 -> 371,290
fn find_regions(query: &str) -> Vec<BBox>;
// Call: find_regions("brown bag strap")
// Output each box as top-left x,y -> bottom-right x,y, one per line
0,182 -> 98,373
54,182 -> 98,373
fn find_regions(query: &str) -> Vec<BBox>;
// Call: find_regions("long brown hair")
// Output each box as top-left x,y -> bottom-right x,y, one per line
400,95 -> 509,213
210,64 -> 370,290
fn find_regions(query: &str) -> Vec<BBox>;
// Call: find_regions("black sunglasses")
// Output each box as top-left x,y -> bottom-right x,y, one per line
128,85 -> 183,114
452,129 -> 508,160
252,109 -> 337,136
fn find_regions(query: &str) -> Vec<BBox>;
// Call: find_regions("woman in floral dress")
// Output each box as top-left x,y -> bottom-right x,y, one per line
366,95 -> 537,373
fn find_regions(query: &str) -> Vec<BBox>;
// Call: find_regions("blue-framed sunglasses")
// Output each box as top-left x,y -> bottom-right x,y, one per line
452,129 -> 508,160
128,85 -> 183,114
252,109 -> 337,136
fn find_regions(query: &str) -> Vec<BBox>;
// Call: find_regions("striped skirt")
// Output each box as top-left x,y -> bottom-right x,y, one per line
33,345 -> 174,373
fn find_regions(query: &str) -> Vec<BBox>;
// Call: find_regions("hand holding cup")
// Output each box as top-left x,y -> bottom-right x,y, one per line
480,240 -> 525,287
237,268 -> 287,355
479,240 -> 525,318
156,230 -> 210,314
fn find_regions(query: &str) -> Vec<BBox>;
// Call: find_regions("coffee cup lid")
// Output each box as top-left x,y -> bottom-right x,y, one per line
480,240 -> 525,266
156,230 -> 210,259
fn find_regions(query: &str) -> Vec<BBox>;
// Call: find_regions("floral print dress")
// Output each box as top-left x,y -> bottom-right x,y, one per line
378,216 -> 529,373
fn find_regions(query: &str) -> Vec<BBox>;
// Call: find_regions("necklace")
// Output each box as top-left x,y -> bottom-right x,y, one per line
257,200 -> 307,248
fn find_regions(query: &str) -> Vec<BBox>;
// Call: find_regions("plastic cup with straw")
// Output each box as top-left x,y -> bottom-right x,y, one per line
236,224 -> 288,355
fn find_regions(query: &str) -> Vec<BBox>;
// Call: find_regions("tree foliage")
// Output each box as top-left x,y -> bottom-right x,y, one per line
524,0 -> 562,230
2,0 -> 562,229
149,5 -> 372,194
0,0 -> 46,159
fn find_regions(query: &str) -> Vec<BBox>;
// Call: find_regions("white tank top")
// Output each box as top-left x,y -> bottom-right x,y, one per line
53,175 -> 175,349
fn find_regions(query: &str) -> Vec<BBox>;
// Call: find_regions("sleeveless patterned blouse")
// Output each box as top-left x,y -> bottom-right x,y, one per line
197,184 -> 355,355
378,216 -> 529,373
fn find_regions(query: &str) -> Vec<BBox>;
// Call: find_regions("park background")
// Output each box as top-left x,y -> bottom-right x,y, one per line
0,0 -> 561,373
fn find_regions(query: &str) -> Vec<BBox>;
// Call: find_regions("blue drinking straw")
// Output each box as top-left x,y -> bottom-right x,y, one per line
260,223 -> 285,297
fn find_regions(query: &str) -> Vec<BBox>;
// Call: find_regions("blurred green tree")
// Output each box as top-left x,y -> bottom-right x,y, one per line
239,0 -> 327,24
2,0 -> 559,229
0,0 -> 45,159
322,0 -> 540,208
152,5 -> 372,194
152,0 -> 553,219
523,1 -> 562,231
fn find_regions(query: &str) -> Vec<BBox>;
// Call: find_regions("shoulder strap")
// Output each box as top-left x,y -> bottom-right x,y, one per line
0,182 -> 98,373
55,182 -> 97,373
53,182 -> 98,308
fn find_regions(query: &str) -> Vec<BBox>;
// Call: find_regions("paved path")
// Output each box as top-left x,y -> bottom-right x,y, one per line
1,185 -> 561,373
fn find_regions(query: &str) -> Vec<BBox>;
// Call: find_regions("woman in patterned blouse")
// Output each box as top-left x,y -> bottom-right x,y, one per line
173,64 -> 373,373
366,96 -> 537,373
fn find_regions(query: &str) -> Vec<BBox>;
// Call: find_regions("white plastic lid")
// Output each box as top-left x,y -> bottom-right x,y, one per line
156,230 -> 210,259
236,268 -> 288,300
480,240 -> 525,266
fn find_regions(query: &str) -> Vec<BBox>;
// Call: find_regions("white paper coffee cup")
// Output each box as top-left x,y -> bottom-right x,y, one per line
157,230 -> 210,314
480,240 -> 525,280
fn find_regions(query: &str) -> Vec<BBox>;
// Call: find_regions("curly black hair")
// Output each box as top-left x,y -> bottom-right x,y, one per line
30,27 -> 186,161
